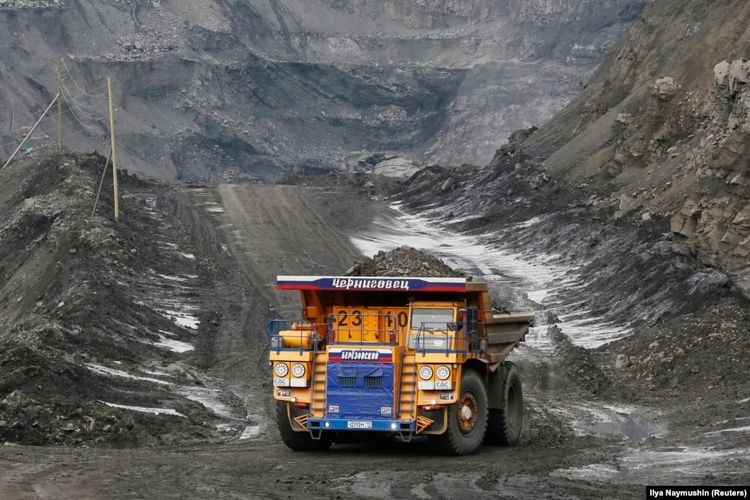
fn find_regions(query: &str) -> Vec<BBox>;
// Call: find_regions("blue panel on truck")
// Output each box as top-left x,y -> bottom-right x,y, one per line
326,362 -> 394,419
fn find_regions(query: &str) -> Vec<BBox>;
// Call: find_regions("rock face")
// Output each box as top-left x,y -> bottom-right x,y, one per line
0,0 -> 646,180
494,0 -> 750,292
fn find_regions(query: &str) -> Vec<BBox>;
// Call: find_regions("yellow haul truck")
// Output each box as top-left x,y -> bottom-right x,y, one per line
269,276 -> 534,455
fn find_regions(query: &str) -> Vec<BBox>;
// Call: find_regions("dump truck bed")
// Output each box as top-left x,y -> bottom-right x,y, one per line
483,313 -> 535,363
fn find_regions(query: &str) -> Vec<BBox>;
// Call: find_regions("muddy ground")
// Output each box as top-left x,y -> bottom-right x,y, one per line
0,150 -> 749,499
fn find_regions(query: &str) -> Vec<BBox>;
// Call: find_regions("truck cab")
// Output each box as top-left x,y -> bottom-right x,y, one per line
268,275 -> 533,455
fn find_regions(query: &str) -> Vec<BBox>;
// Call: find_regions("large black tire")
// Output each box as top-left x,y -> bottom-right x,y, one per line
276,402 -> 332,451
432,369 -> 488,455
484,362 -> 523,446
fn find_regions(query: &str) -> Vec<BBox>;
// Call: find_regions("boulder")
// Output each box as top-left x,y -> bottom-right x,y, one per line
651,76 -> 681,101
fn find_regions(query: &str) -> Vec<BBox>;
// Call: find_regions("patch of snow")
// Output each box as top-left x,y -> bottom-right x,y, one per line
154,334 -> 194,353
178,252 -> 196,260
738,397 -> 750,404
705,425 -> 750,435
139,368 -> 172,378
351,203 -> 632,349
103,402 -> 185,417
86,363 -> 171,386
621,446 -> 750,473
177,386 -> 234,418
514,216 -> 543,228
551,463 -> 619,481
158,308 -> 200,330
239,425 -> 261,439
527,289 -> 549,303
156,273 -> 190,283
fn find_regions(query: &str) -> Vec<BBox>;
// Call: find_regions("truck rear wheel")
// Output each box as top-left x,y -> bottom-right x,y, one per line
432,369 -> 488,455
276,402 -> 332,451
484,362 -> 523,446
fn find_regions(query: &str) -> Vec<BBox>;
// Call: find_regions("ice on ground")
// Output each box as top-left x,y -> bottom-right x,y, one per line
239,425 -> 261,439
156,273 -> 191,283
621,446 -> 750,473
551,463 -> 619,481
514,216 -> 543,229
154,334 -> 194,353
158,308 -> 200,330
527,289 -> 549,303
705,425 -> 750,435
103,402 -> 185,417
139,368 -> 173,378
177,386 -> 234,418
351,203 -> 632,349
86,363 -> 171,386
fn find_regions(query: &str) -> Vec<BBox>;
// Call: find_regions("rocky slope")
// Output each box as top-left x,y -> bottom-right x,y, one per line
0,0 -> 646,180
525,0 -> 750,292
0,147 -> 251,445
410,0 -> 750,293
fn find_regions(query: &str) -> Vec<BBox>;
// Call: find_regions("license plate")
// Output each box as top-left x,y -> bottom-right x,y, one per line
347,421 -> 373,429
273,378 -> 290,387
435,381 -> 452,390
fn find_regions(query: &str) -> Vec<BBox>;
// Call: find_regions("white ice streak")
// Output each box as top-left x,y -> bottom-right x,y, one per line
351,203 -> 633,349
103,402 -> 185,417
156,273 -> 191,283
86,363 -> 171,385
157,307 -> 200,330
240,425 -> 261,439
154,333 -> 195,353
177,386 -> 234,418
705,425 -> 750,435
621,446 -> 750,473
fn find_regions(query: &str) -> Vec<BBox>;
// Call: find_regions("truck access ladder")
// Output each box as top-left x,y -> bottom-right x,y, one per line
398,353 -> 417,420
311,351 -> 327,418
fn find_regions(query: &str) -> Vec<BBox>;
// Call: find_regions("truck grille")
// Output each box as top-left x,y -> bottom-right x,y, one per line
337,376 -> 356,387
364,376 -> 382,388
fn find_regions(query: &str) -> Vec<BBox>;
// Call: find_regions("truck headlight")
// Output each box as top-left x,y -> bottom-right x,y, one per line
274,362 -> 289,377
419,365 -> 433,380
436,365 -> 451,380
291,363 -> 306,378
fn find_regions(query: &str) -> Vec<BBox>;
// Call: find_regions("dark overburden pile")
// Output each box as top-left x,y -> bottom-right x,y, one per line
346,245 -> 463,277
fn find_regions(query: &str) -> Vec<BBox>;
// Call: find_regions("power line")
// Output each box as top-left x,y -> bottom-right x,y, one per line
61,82 -> 106,114
61,110 -> 102,134
60,58 -> 106,98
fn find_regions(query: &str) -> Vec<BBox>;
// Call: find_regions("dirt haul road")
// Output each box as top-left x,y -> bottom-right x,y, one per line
1,184 -> 748,499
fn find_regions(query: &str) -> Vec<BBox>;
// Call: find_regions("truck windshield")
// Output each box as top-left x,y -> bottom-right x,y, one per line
411,308 -> 453,331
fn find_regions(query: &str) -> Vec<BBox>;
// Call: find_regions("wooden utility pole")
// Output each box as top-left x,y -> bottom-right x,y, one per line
57,59 -> 63,150
1,93 -> 60,170
106,76 -> 120,223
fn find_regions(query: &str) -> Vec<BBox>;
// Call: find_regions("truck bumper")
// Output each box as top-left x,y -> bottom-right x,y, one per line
307,418 -> 415,432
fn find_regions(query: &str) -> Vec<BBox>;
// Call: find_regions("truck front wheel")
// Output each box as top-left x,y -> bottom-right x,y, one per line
485,362 -> 523,446
276,402 -> 332,451
432,369 -> 488,455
